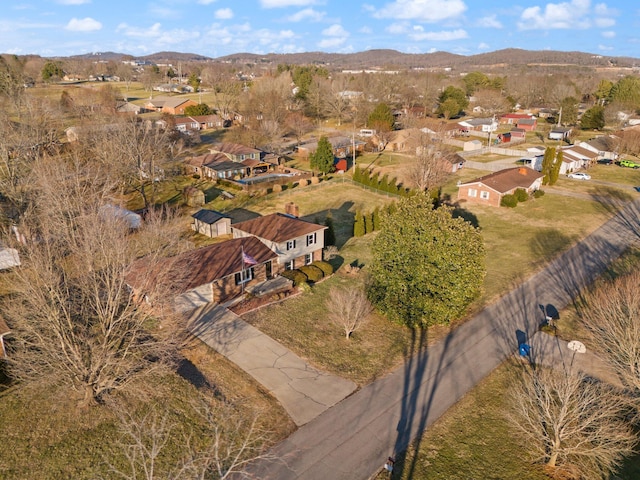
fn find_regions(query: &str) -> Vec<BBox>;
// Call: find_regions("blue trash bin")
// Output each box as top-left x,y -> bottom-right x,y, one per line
519,343 -> 530,356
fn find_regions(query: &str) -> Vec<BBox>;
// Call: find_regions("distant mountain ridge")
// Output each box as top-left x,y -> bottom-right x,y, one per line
49,48 -> 640,69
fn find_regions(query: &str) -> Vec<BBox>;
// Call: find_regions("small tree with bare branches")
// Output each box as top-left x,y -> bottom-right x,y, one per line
326,286 -> 373,339
407,139 -> 455,192
580,270 -> 640,397
508,366 -> 635,479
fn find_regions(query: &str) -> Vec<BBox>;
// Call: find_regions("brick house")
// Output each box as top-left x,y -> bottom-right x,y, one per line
516,118 -> 538,131
457,167 -> 544,207
231,213 -> 327,272
144,96 -> 198,115
127,236 -> 278,308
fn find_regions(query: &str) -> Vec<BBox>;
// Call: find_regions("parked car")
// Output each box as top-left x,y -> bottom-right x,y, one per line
597,159 -> 613,165
567,172 -> 591,180
619,159 -> 640,169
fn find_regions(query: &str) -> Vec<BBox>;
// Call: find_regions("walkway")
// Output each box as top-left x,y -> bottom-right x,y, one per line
246,198 -> 640,479
187,304 -> 357,426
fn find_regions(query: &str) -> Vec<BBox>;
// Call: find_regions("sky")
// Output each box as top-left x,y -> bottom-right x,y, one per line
1,0 -> 639,59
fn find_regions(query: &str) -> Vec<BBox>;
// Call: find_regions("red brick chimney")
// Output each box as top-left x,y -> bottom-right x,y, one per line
518,167 -> 528,175
285,202 -> 299,217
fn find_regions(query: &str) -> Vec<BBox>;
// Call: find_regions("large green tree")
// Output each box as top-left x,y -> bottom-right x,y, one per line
184,103 -> 213,116
309,135 -> 334,174
581,105 -> 605,130
609,76 -> 640,110
367,102 -> 395,131
368,194 -> 485,328
437,86 -> 468,118
41,61 -> 64,82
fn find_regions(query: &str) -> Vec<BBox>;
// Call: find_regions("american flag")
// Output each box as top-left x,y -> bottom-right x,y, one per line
242,250 -> 258,266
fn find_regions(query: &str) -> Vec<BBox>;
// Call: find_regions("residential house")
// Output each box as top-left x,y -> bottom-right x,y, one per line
559,145 -> 599,171
499,113 -> 535,125
297,136 -> 366,159
184,153 -> 246,180
516,118 -> 537,131
549,127 -> 572,141
232,213 -> 327,272
209,143 -> 275,176
174,116 -> 201,133
421,119 -> 467,137
0,316 -> 9,358
128,236 -> 278,309
510,127 -> 527,139
457,167 -> 544,207
386,128 -> 427,153
578,136 -> 620,161
143,96 -> 198,115
458,117 -> 498,133
191,210 -> 231,237
191,114 -> 226,130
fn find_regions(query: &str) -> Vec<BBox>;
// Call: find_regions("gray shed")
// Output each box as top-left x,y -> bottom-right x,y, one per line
192,210 -> 231,238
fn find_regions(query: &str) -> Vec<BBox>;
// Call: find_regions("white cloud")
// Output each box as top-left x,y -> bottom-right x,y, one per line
318,37 -> 347,48
409,28 -> 467,41
373,0 -> 467,22
594,3 -> 618,16
517,0 -> 593,30
359,26 -> 373,34
65,17 -> 102,32
57,0 -> 91,4
595,17 -> 615,28
477,42 -> 490,50
322,24 -> 348,37
476,14 -> 502,29
601,30 -> 615,38
387,22 -> 410,34
260,0 -> 317,8
215,8 -> 233,19
285,8 -> 325,22
115,22 -> 200,46
198,0 -> 217,4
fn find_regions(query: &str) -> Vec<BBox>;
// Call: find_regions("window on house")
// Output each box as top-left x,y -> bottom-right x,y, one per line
284,260 -> 294,271
234,268 -> 254,285
480,191 -> 490,200
286,240 -> 296,250
306,233 -> 316,246
468,188 -> 477,197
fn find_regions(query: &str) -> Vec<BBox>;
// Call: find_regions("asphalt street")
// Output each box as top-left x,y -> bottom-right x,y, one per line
245,198 -> 640,480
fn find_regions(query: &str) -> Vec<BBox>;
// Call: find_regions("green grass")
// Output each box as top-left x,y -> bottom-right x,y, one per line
374,364 -> 548,480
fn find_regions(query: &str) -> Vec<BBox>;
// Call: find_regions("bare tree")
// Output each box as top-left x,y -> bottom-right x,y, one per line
285,111 -> 313,147
4,157 -> 186,408
508,366 -> 635,479
406,137 -> 454,192
110,397 -> 273,480
580,270 -> 640,395
326,286 -> 373,339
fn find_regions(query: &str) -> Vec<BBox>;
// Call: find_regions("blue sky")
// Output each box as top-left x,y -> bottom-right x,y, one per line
2,0 -> 638,59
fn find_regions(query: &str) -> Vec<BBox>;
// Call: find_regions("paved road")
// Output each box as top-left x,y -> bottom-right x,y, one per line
246,198 -> 640,480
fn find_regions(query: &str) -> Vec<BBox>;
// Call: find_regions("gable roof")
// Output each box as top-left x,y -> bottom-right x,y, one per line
232,213 -> 326,243
192,209 -> 229,225
128,236 -> 277,295
562,145 -> 598,159
163,97 -> 196,109
459,167 -> 543,194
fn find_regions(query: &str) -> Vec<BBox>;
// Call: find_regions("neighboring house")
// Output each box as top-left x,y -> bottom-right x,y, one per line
191,114 -> 226,130
421,119 -> 467,137
578,136 -> 620,161
232,213 -> 327,272
458,117 -> 498,133
499,113 -> 535,125
116,101 -> 145,115
562,145 -> 599,166
297,136 -> 366,159
457,167 -> 544,207
174,116 -> 201,132
0,316 -> 9,358
0,246 -> 20,270
128,236 -> 278,309
386,128 -> 427,153
209,143 -> 261,162
184,153 -> 247,180
99,204 -> 142,229
192,210 -> 231,238
516,118 -> 537,131
143,96 -> 198,115
549,127 -> 572,141
510,127 -> 527,139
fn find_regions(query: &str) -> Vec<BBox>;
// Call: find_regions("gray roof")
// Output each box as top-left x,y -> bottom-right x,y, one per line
191,209 -> 229,224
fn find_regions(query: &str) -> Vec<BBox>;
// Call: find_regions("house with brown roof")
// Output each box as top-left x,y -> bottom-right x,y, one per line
143,96 -> 198,115
457,167 -> 544,207
232,213 -> 326,272
128,236 -> 278,309
499,113 -> 535,125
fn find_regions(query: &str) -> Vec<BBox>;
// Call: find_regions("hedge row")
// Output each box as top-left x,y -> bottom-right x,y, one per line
280,260 -> 334,286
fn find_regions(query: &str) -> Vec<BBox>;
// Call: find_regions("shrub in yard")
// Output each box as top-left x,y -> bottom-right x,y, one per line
514,188 -> 529,202
501,194 -> 518,208
310,176 -> 320,185
298,265 -> 324,283
272,184 -> 282,193
280,269 -> 307,286
533,189 -> 545,198
298,178 -> 308,187
312,260 -> 334,277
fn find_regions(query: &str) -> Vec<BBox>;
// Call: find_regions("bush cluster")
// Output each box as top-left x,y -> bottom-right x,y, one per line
299,265 -> 324,283
500,194 -> 518,208
280,260 -> 334,286
533,189 -> 545,198
352,166 -> 411,197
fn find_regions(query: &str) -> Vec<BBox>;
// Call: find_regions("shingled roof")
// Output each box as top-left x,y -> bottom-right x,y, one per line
191,209 -> 229,225
128,236 -> 276,295
232,213 -> 326,244
459,167 -> 543,194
